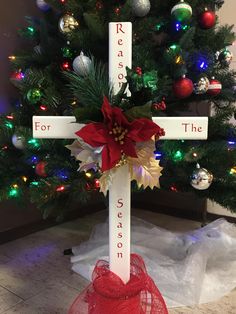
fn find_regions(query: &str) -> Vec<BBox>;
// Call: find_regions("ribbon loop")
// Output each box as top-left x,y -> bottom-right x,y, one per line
68,254 -> 168,314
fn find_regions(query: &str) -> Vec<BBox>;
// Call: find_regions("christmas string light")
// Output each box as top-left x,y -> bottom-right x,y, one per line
8,55 -> 16,61
56,185 -> 66,192
22,176 -> 28,182
28,138 -> 40,148
155,152 -> 163,160
40,105 -> 48,111
230,166 -> 236,175
94,179 -> 100,189
30,181 -> 40,187
5,121 -> 13,129
173,150 -> 183,161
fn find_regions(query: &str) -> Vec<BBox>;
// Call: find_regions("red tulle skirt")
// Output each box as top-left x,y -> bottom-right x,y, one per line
68,254 -> 168,314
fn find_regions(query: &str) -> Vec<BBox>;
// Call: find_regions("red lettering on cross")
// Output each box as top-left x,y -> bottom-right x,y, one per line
116,23 -> 125,34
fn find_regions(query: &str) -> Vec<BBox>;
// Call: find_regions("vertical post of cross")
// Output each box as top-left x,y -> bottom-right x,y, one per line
108,22 -> 132,283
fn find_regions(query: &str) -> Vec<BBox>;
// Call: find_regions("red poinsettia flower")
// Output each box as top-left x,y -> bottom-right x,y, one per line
76,97 -> 165,171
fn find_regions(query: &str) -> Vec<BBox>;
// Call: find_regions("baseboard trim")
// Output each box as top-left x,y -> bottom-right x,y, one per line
0,202 -> 106,245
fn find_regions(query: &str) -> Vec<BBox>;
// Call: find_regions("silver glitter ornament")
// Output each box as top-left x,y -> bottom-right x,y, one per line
132,0 -> 151,17
72,52 -> 92,76
194,76 -> 210,94
190,164 -> 213,190
12,134 -> 26,150
36,0 -> 51,11
58,14 -> 79,34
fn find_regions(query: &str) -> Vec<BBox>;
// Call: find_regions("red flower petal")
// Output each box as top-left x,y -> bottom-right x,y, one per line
102,97 -> 130,130
101,140 -> 121,171
122,138 -> 137,158
102,97 -> 113,127
128,118 -> 162,142
76,123 -> 108,147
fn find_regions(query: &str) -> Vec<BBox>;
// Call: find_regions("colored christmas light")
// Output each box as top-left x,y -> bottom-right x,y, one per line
94,179 -> 100,189
27,26 -> 36,36
30,156 -> 40,164
174,150 -> 183,161
8,55 -> 16,61
40,105 -> 48,111
28,138 -> 40,148
22,176 -> 28,182
175,23 -> 181,31
175,22 -> 189,32
155,152 -> 163,159
9,186 -> 19,197
56,185 -> 65,192
30,181 -> 40,187
86,172 -> 92,178
170,185 -> 178,192
230,166 -> 236,174
198,59 -> 208,70
5,121 -> 13,129
55,169 -> 69,180
61,61 -> 72,71
170,44 -> 178,50
11,71 -> 25,81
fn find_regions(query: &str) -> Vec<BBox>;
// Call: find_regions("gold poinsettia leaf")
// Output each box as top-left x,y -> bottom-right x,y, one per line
99,169 -> 116,196
128,140 -> 163,189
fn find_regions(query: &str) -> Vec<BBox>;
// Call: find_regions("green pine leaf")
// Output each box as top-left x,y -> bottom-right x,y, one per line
83,13 -> 106,39
125,102 -> 153,120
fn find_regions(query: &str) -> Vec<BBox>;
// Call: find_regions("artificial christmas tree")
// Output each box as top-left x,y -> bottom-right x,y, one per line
0,1 -> 236,218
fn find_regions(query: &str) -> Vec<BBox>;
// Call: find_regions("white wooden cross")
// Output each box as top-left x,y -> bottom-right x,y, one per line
33,22 -> 208,284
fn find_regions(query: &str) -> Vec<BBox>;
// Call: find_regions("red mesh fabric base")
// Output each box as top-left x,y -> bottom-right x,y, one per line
68,254 -> 168,314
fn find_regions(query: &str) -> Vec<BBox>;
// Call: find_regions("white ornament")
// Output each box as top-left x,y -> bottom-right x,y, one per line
36,0 -> 51,11
72,52 -> 92,76
132,0 -> 151,17
12,134 -> 26,150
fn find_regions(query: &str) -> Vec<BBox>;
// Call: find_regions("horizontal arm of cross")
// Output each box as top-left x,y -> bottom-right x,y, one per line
32,116 -> 208,140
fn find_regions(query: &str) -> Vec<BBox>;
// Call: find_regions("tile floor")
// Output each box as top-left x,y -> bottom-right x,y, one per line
0,209 -> 235,314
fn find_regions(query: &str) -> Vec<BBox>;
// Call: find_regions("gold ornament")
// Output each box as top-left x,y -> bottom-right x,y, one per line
128,140 -> 163,189
58,14 -> 79,34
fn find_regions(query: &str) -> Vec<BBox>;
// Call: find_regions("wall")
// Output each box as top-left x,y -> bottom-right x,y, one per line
0,0 -> 40,113
0,1 -> 41,232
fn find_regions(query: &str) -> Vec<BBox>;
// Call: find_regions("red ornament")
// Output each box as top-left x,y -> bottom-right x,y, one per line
173,76 -> 193,99
207,78 -> 222,96
199,10 -> 216,29
35,161 -> 47,177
